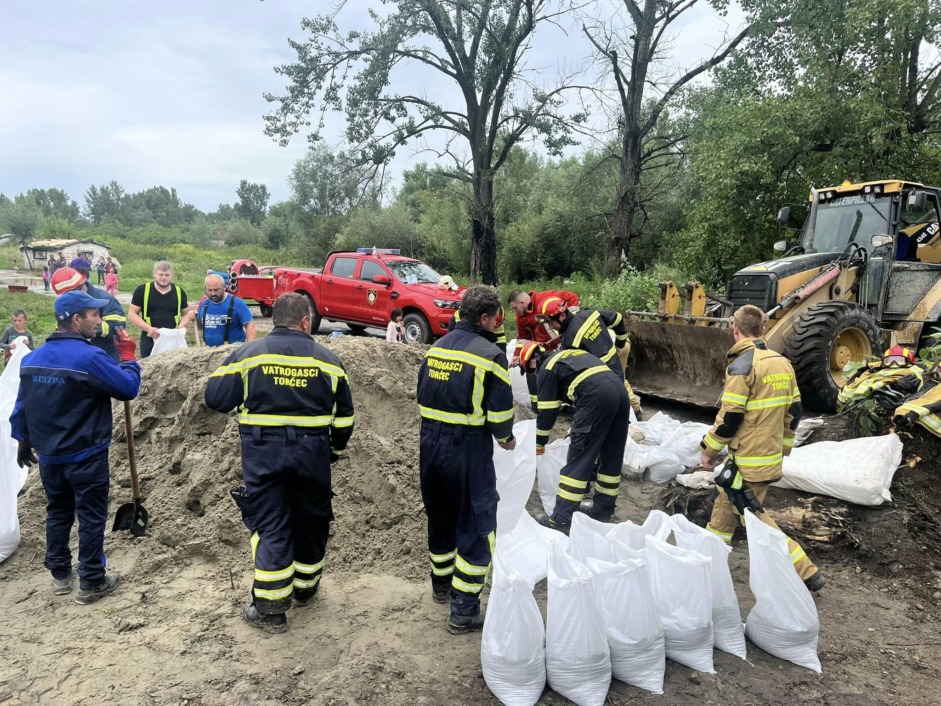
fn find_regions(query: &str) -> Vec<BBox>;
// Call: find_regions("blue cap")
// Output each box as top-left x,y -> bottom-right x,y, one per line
55,290 -> 110,321
70,257 -> 92,272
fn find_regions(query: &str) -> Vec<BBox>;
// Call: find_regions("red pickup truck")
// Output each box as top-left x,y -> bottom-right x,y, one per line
228,250 -> 466,343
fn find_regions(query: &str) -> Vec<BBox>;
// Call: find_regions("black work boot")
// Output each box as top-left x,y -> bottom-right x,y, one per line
536,513 -> 571,535
75,573 -> 121,605
447,611 -> 485,635
293,587 -> 319,607
804,572 -> 826,593
432,584 -> 451,604
242,603 -> 287,633
52,570 -> 74,596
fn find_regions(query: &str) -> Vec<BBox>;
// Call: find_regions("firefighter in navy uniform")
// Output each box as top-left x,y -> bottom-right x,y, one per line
519,342 -> 631,531
51,265 -> 128,362
205,293 -> 355,632
417,285 -> 516,634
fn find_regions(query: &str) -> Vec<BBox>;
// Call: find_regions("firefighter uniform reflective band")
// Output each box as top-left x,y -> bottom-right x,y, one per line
417,321 -> 513,617
837,364 -> 925,406
535,349 -> 630,523
205,327 -> 354,615
142,282 -> 183,326
559,308 -> 630,377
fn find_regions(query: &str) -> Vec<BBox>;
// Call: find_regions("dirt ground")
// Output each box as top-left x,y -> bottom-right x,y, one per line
2,336 -> 941,705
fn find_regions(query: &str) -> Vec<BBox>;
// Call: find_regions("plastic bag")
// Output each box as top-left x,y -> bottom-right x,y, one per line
568,512 -> 617,564
482,554 -> 546,706
537,437 -> 570,515
774,434 -> 903,506
495,512 -> 568,585
585,556 -> 665,694
671,514 -> 746,659
645,535 -> 715,672
607,510 -> 673,551
546,543 -> 611,706
150,328 -> 188,356
624,413 -> 710,482
495,420 -> 537,536
743,510 -> 821,672
0,337 -> 30,562
506,340 -> 534,408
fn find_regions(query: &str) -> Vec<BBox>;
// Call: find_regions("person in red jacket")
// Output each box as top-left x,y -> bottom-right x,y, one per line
508,289 -> 579,344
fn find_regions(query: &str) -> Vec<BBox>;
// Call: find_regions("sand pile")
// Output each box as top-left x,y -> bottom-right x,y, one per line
103,336 -> 431,583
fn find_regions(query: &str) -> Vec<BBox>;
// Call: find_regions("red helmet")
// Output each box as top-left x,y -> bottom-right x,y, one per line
515,340 -> 545,373
534,297 -> 566,324
495,306 -> 505,329
51,267 -> 88,295
882,345 -> 915,367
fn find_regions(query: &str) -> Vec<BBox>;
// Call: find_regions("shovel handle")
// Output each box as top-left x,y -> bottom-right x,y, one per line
124,400 -> 141,501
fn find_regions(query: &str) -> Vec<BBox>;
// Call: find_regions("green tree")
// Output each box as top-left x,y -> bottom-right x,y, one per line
289,146 -> 373,217
235,180 -> 271,226
24,188 -> 81,222
336,203 -> 422,256
265,0 -> 586,284
0,200 -> 43,268
84,180 -> 126,224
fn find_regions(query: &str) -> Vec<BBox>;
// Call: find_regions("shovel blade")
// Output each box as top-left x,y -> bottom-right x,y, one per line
113,500 -> 149,537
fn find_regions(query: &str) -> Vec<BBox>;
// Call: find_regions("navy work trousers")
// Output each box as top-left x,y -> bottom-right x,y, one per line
420,422 -> 499,617
40,451 -> 110,589
240,428 -> 333,614
552,375 -> 631,523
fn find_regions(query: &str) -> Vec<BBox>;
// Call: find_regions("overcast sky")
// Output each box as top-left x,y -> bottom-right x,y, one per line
0,1 -> 744,213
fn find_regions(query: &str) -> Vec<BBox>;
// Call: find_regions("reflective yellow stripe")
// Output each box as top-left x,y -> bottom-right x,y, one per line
790,546 -> 806,564
143,282 -> 182,326
102,313 -> 126,323
254,585 -> 294,601
706,524 -> 733,543
486,408 -> 514,423
239,413 -> 335,427
594,483 -> 619,496
332,415 -> 354,428
599,345 -> 616,363
783,437 -> 795,448
255,565 -> 294,582
721,391 -> 748,406
294,559 -> 324,574
730,471 -> 743,490
210,354 -> 347,380
432,565 -> 454,576
734,452 -> 783,467
472,366 -> 486,423
452,577 -> 484,594
537,400 -> 561,410
430,550 -> 456,563
545,349 -> 585,371
572,310 -> 601,348
426,348 -> 509,384
558,487 -> 584,502
419,406 -> 485,426
745,396 -> 792,411
536,427 -> 553,436
567,365 -> 610,400
293,576 -> 321,589
597,472 -> 620,484
703,433 -> 725,451
916,413 -> 941,433
455,555 -> 489,576
100,321 -> 110,336
560,475 -> 588,489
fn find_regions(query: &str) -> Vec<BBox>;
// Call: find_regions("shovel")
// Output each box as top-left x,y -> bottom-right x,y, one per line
113,400 -> 149,536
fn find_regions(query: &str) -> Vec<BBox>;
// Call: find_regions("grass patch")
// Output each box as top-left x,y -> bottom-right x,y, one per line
0,290 -> 59,346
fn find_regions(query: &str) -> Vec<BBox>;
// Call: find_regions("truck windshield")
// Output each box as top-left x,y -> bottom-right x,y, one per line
805,193 -> 892,253
385,260 -> 441,284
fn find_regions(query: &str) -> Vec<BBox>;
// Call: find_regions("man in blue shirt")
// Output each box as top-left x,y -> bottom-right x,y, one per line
197,274 -> 256,347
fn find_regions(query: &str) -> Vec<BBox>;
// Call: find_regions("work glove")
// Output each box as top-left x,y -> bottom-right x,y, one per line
715,464 -> 764,514
893,411 -> 919,429
873,386 -> 907,411
17,442 -> 37,468
115,329 -> 137,362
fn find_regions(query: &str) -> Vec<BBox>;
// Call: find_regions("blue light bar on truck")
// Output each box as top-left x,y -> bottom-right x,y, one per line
357,247 -> 401,255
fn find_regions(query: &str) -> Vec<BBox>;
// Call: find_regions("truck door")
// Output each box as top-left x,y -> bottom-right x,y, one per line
321,255 -> 359,319
352,258 -> 394,324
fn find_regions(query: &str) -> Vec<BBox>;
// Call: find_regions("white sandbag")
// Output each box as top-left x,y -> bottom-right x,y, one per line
495,420 -> 537,536
0,338 -> 30,562
774,434 -> 903,506
149,328 -> 188,356
585,556 -> 665,694
506,340 -> 534,408
495,512 -> 568,585
537,437 -> 570,515
482,554 -> 546,706
607,509 -> 673,551
645,535 -> 715,672
671,514 -> 746,659
569,513 -> 617,564
546,543 -> 611,706
675,470 -> 717,490
743,510 -> 821,672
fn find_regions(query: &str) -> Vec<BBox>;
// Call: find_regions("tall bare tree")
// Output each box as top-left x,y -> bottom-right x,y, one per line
264,0 -> 586,283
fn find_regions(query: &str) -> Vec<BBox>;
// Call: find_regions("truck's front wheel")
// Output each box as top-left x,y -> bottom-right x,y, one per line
403,312 -> 431,344
783,301 -> 882,412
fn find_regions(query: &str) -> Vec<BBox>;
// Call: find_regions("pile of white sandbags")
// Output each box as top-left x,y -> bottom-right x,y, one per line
623,412 -> 711,483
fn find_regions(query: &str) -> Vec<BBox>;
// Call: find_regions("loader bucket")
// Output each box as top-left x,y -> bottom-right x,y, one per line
627,319 -> 735,409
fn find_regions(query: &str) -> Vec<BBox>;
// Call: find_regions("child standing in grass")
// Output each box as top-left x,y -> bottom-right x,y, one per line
1,310 -> 34,364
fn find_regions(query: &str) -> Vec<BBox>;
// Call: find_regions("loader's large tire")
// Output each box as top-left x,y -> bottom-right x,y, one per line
783,301 -> 882,413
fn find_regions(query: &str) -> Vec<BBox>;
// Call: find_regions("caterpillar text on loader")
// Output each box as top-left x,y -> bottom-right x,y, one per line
628,179 -> 941,412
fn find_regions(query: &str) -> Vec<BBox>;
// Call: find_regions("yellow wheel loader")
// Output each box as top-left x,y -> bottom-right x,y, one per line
628,179 -> 941,412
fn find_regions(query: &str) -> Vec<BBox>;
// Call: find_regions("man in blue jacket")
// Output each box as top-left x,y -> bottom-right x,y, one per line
11,290 -> 141,604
